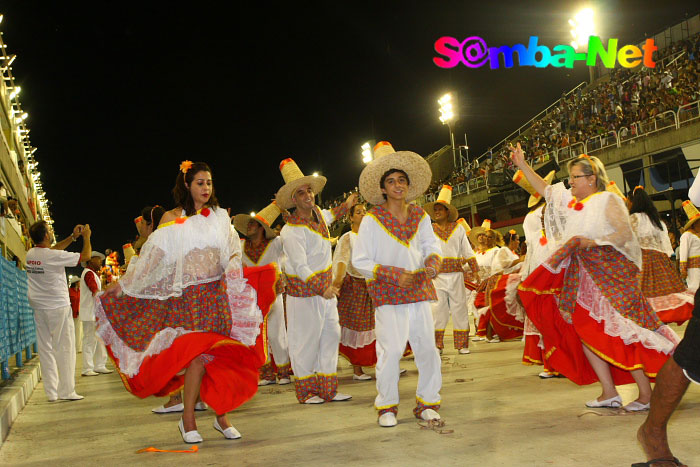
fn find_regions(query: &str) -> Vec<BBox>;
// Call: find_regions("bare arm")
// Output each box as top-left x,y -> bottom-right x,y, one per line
52,224 -> 84,251
78,224 -> 92,263
510,143 -> 548,198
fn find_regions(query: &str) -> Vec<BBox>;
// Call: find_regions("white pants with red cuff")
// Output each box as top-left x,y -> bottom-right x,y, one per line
431,272 -> 471,333
33,305 -> 77,400
81,320 -> 108,372
267,294 -> 290,367
374,301 -> 442,413
287,295 -> 341,401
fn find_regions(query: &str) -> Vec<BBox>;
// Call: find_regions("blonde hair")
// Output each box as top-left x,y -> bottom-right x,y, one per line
493,230 -> 505,247
567,154 -> 608,192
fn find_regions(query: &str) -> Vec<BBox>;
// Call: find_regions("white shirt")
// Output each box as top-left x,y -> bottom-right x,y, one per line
26,247 -> 80,310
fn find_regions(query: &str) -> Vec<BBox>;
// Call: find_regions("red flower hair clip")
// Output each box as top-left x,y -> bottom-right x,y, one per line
180,160 -> 193,174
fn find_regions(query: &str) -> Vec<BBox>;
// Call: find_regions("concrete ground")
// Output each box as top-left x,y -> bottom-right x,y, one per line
0,324 -> 698,467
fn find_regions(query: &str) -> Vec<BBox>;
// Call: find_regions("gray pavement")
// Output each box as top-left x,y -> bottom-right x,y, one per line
0,325 -> 698,466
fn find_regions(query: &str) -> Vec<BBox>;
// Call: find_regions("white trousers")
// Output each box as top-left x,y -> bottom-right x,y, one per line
33,305 -> 76,399
687,268 -> 700,292
73,317 -> 83,353
267,294 -> 290,366
431,273 -> 470,332
375,301 -> 442,410
81,320 -> 108,372
286,295 -> 340,378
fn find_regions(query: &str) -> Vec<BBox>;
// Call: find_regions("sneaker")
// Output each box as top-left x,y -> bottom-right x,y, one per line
331,393 -> 352,402
458,348 -> 471,354
472,336 -> 485,342
420,409 -> 441,421
277,378 -> 291,385
94,368 -> 113,374
487,336 -> 501,343
81,370 -> 99,376
378,412 -> 397,427
258,379 -> 275,386
304,395 -> 325,404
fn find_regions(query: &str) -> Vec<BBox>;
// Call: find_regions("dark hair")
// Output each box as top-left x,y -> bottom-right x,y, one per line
379,169 -> 410,201
141,205 -> 166,227
628,188 -> 663,230
172,162 -> 219,216
349,203 -> 365,217
505,231 -> 519,245
29,220 -> 49,244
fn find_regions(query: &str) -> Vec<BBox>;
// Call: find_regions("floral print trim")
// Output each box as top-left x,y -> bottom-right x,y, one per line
244,238 -> 271,264
433,222 -> 458,242
367,204 -> 425,246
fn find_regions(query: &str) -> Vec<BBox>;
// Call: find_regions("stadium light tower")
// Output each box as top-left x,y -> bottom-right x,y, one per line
438,92 -> 460,169
569,8 -> 596,83
361,142 -> 372,164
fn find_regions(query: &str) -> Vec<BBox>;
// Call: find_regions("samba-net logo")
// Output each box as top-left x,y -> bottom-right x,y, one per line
434,36 -> 657,69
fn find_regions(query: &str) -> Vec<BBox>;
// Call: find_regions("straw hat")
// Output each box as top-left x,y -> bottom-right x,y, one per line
606,181 -> 626,200
424,185 -> 458,222
81,251 -> 105,268
233,202 -> 281,239
468,219 -> 492,245
69,275 -> 80,285
682,200 -> 700,232
275,158 -> 327,210
122,243 -> 136,266
456,217 -> 471,234
358,141 -> 431,206
512,170 -> 555,208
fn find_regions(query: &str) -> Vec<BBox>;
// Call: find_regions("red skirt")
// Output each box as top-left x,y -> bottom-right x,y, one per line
100,265 -> 277,415
518,240 -> 679,386
337,275 -> 376,367
487,274 -> 525,341
640,249 -> 694,325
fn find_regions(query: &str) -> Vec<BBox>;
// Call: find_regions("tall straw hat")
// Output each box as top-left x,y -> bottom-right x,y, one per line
424,185 -> 458,222
358,141 -> 432,206
275,158 -> 327,210
456,217 -> 471,234
468,219 -> 492,245
606,181 -> 626,200
682,200 -> 700,232
512,170 -> 554,208
122,243 -> 136,265
234,202 -> 281,239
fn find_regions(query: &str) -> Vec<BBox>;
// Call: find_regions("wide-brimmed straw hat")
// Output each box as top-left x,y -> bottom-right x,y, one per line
81,251 -> 105,268
122,243 -> 136,266
234,202 -> 281,239
682,200 -> 700,232
468,219 -> 492,245
424,185 -> 458,222
275,158 -> 327,210
606,181 -> 626,200
358,141 -> 431,206
456,217 -> 471,234
512,170 -> 555,208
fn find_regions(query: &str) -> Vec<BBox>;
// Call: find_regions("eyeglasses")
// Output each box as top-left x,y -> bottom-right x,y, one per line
568,174 -> 590,182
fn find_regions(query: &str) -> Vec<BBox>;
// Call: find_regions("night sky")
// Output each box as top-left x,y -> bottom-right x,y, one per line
1,1 -> 698,252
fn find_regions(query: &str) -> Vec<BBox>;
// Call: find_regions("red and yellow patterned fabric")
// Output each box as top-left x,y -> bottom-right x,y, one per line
293,373 -> 339,403
369,204 -> 424,245
285,267 -> 332,297
244,237 -> 271,264
522,334 -> 558,374
338,275 -> 377,367
640,248 -> 694,325
453,330 -> 469,349
369,264 -> 438,307
413,397 -> 440,418
440,258 -> 465,274
434,330 -> 445,349
101,265 -> 277,415
518,238 -> 678,386
486,274 -> 524,341
433,222 -> 458,242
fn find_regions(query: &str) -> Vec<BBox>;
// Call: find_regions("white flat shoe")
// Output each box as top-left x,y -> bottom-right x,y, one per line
585,395 -> 622,408
399,368 -> 407,376
488,336 -> 501,343
420,409 -> 441,421
94,368 -> 113,374
623,401 -> 650,412
472,337 -> 485,342
258,379 -> 275,386
538,371 -> 556,379
277,378 -> 291,385
81,370 -> 99,376
304,395 -> 325,404
214,418 -> 241,439
458,348 -> 471,354
352,373 -> 372,381
59,393 -> 84,401
195,401 -> 207,411
331,393 -> 352,402
378,412 -> 397,427
178,419 -> 203,443
152,403 -> 184,414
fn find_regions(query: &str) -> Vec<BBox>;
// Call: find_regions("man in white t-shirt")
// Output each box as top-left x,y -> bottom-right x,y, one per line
26,220 -> 92,402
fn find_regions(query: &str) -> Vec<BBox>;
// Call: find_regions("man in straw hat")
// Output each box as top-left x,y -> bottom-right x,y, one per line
79,250 -> 112,376
424,185 -> 478,355
352,141 -> 443,427
234,201 -> 291,386
679,200 -> 700,292
275,158 -> 357,404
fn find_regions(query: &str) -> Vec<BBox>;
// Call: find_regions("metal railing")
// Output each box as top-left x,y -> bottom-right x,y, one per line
0,255 -> 37,379
678,100 -> 700,125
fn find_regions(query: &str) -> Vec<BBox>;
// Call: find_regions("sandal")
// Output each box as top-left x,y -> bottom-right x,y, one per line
631,457 -> 683,466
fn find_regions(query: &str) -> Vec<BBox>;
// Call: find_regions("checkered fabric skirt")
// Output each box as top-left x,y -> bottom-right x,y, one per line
338,275 -> 375,332
641,248 -> 686,297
